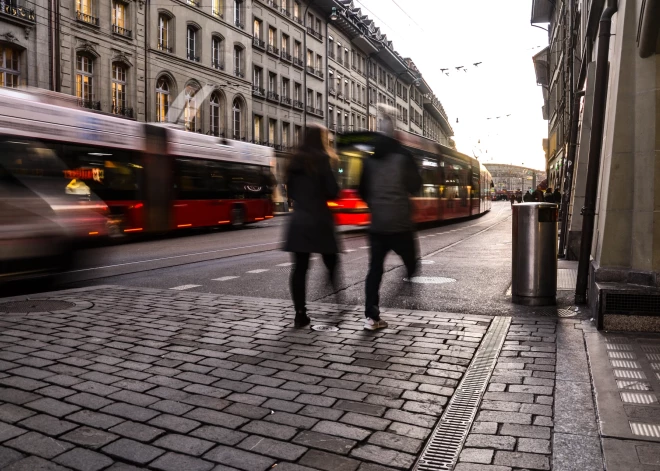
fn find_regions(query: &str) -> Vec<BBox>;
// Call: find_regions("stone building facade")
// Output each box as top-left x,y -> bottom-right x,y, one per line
5,0 -> 456,149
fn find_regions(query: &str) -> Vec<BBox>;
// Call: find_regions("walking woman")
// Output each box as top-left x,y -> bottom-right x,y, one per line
283,125 -> 340,328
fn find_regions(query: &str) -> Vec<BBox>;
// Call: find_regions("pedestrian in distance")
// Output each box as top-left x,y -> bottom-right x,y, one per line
516,192 -> 523,203
553,187 -> 562,204
544,188 -> 554,203
283,125 -> 340,328
523,190 -> 534,202
532,186 -> 545,202
510,193 -> 516,206
359,107 -> 422,331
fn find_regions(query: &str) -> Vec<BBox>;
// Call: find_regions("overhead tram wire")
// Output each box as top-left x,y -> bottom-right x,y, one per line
388,0 -> 424,32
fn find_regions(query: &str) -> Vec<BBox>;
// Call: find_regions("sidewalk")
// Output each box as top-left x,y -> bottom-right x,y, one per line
0,285 -> 656,470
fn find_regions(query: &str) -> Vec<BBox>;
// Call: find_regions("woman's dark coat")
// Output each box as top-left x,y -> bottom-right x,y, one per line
283,153 -> 340,254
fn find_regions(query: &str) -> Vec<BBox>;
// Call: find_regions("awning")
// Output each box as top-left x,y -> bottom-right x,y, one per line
531,0 -> 553,24
532,47 -> 550,87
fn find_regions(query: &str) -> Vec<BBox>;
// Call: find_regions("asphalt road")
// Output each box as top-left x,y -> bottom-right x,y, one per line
47,202 -> 541,317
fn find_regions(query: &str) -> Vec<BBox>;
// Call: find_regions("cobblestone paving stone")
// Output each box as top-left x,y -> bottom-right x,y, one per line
0,286 -> 494,470
458,319 -> 557,471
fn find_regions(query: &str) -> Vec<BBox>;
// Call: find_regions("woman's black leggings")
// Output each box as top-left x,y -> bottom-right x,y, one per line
290,252 -> 338,312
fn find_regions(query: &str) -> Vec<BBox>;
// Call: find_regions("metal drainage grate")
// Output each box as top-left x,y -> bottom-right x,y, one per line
604,293 -> 660,315
413,316 -> 511,471
311,325 -> 339,332
0,300 -> 75,313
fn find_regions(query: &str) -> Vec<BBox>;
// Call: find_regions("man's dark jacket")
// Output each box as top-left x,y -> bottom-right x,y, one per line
358,135 -> 422,233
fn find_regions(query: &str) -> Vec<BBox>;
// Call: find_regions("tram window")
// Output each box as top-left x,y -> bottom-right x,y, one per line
420,168 -> 438,198
337,152 -> 363,190
177,159 -> 212,199
61,145 -> 142,201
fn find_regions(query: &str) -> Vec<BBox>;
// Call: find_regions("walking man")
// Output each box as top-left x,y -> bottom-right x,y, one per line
359,109 -> 422,330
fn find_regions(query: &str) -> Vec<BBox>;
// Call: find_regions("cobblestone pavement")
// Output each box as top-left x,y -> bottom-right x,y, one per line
0,285 -> 507,471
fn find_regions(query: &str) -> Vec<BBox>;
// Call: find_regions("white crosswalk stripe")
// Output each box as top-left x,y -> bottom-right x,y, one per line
170,285 -> 201,290
213,276 -> 239,281
344,249 -> 356,253
247,269 -> 269,273
277,263 -> 294,267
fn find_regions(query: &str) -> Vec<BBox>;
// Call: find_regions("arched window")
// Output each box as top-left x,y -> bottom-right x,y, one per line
210,92 -> 223,136
111,63 -> 127,115
211,36 -> 223,70
0,46 -> 20,88
232,98 -> 242,140
184,84 -> 199,132
76,54 -> 94,107
156,77 -> 170,122
186,25 -> 198,61
233,45 -> 243,77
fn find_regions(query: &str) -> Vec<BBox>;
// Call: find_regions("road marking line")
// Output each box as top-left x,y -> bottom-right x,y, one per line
345,249 -> 356,253
247,269 -> 269,274
360,246 -> 370,249
170,285 -> 201,290
212,276 -> 239,281
277,263 -> 294,267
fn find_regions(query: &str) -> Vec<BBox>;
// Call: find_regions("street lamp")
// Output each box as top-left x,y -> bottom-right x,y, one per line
330,7 -> 337,21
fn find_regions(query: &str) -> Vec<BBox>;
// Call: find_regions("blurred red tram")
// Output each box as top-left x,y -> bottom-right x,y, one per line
0,88 -> 275,238
330,130 -> 492,226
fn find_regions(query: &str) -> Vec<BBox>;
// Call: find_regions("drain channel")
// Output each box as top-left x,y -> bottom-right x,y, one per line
413,316 -> 511,471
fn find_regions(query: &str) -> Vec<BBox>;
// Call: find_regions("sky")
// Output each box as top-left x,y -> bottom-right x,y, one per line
353,0 -> 549,170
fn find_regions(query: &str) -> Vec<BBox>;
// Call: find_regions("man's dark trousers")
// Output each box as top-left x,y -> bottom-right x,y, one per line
365,231 -> 418,319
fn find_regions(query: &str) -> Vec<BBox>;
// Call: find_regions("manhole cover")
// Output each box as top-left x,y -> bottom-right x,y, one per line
404,276 -> 456,284
311,325 -> 339,332
0,300 -> 75,313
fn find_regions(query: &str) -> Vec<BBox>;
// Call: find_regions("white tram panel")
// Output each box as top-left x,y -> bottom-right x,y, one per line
166,129 -> 274,168
0,88 -> 145,151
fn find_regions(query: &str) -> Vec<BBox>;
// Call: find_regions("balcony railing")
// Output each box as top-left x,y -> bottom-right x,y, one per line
235,19 -> 244,29
112,106 -> 134,118
76,10 -> 98,26
337,92 -> 344,100
306,105 -> 314,113
112,24 -> 132,38
387,86 -> 394,94
186,0 -> 199,7
306,27 -> 322,41
314,109 -> 323,117
267,91 -> 279,102
315,69 -> 324,79
212,8 -> 222,17
252,36 -> 265,49
306,65 -> 314,74
293,100 -> 303,109
1,2 -> 35,22
187,51 -> 200,62
267,44 -> 279,56
265,0 -> 276,7
281,97 -> 292,106
212,60 -> 224,70
281,51 -> 292,62
293,57 -> 303,68
234,68 -> 244,78
252,86 -> 265,97
329,87 -> 336,95
293,15 -> 302,24
157,42 -> 172,52
336,57 -> 343,65
79,99 -> 101,110
280,7 -> 290,17
328,51 -> 335,60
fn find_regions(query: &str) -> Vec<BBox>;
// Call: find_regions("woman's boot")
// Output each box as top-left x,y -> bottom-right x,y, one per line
294,309 -> 311,328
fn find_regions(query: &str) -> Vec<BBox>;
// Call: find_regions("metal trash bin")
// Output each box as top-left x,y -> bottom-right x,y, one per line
512,203 -> 559,306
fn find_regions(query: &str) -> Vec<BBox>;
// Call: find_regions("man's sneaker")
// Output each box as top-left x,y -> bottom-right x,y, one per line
364,318 -> 388,330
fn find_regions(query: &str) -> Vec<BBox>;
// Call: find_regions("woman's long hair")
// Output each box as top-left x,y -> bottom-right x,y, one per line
288,125 -> 337,176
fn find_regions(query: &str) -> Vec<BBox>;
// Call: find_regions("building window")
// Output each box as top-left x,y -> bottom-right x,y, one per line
268,72 -> 276,93
156,77 -> 170,122
112,1 -> 130,36
111,63 -> 127,115
293,1 -> 300,21
268,119 -> 276,145
254,115 -> 262,143
281,77 -> 289,98
282,122 -> 289,148
253,66 -> 262,88
0,46 -> 19,88
234,46 -> 243,77
232,98 -> 243,139
316,54 -> 322,71
315,18 -> 321,34
294,40 -> 301,60
210,92 -> 222,136
281,33 -> 288,53
158,14 -> 171,51
268,26 -> 276,47
187,26 -> 198,61
76,54 -> 94,105
307,88 -> 313,108
212,36 -> 223,69
280,0 -> 287,13
306,49 -> 312,67
253,18 -> 262,38
212,0 -> 223,17
234,0 -> 243,28
317,92 -> 322,111
76,0 -> 97,24
184,85 -> 199,132
294,82 -> 301,101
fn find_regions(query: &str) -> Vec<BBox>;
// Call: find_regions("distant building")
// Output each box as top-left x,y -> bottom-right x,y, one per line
484,164 -> 546,193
